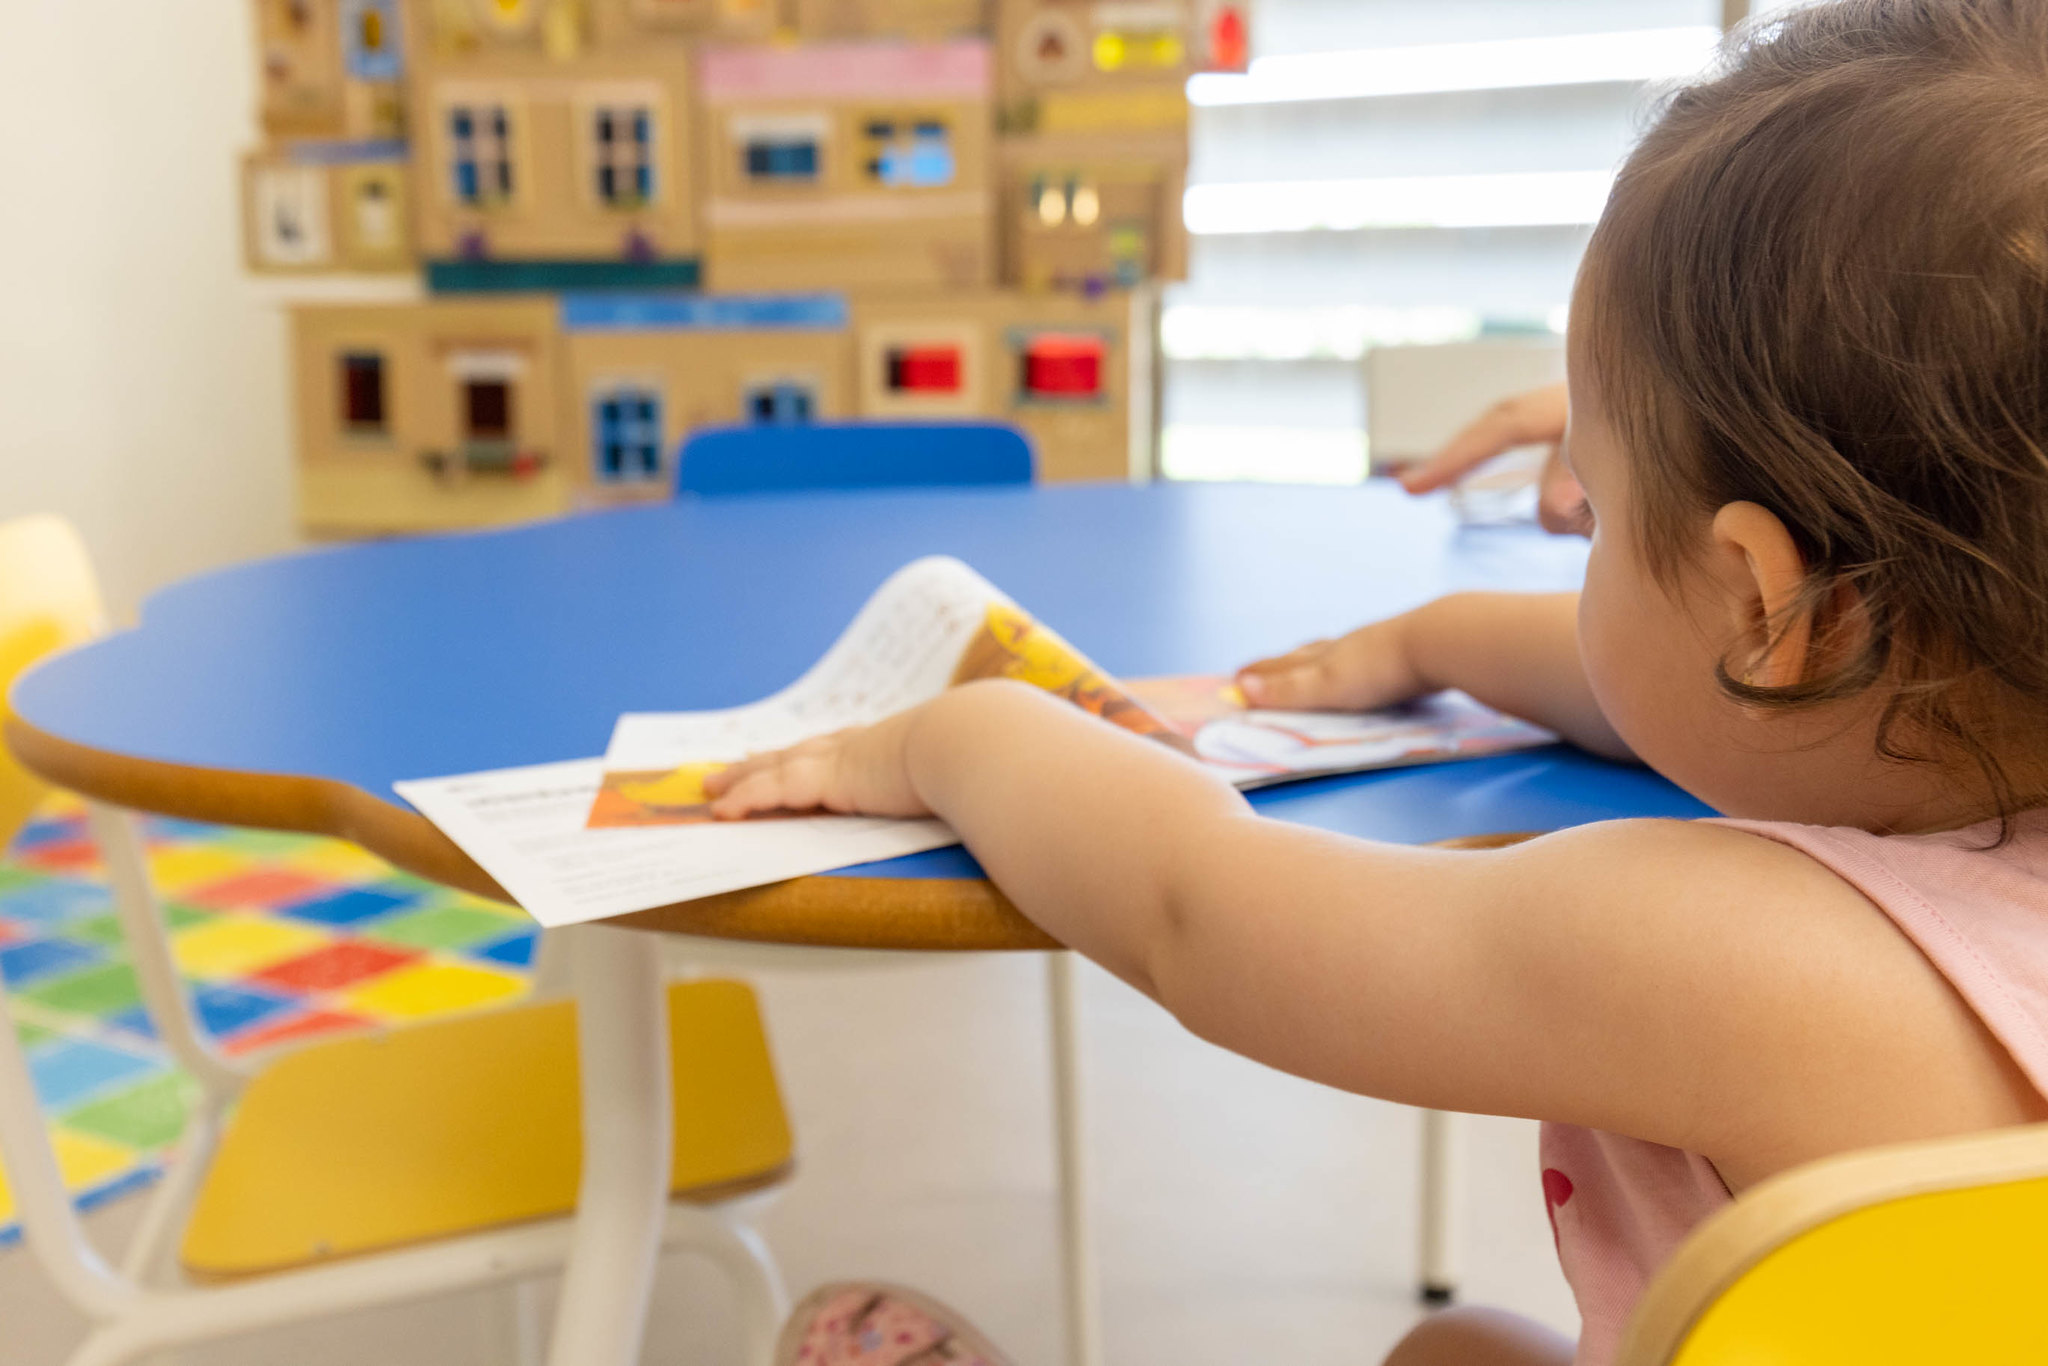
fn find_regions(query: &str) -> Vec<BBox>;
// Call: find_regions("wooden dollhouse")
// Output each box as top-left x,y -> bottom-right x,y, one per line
696,39 -> 995,291
241,0 -> 1247,536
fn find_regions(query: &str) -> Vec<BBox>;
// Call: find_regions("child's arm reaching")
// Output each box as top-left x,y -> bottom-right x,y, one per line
706,681 -> 2040,1191
1237,592 -> 1634,760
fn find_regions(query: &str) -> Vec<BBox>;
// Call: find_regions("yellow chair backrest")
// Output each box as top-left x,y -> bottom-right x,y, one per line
0,516 -> 107,844
1618,1122 -> 2048,1366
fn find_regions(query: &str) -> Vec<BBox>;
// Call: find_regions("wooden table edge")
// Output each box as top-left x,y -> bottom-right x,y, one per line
5,716 -> 1543,953
5,714 -> 1061,950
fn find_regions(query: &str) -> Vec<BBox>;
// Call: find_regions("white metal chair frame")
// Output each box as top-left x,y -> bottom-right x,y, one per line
0,802 -> 789,1366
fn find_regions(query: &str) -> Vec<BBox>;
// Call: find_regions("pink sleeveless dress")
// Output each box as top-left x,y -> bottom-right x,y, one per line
1540,810 -> 2048,1366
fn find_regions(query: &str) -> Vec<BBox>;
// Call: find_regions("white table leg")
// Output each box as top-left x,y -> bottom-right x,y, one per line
548,926 -> 673,1366
1417,1108 -> 1459,1305
1047,952 -> 1104,1366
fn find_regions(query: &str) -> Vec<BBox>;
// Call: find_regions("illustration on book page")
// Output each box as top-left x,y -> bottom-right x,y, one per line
586,556 -> 1182,828
1124,675 -> 1557,788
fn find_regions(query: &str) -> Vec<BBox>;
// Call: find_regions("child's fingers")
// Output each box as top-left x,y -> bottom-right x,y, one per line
1238,640 -> 1337,707
705,752 -> 780,798
1237,639 -> 1330,682
1238,662 -> 1328,708
709,742 -> 849,818
772,748 -> 838,812
706,734 -> 839,800
708,761 -> 787,818
1398,383 -> 1569,494
1236,647 -> 1335,679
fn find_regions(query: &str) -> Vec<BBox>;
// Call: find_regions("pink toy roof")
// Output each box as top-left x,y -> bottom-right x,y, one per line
700,39 -> 991,102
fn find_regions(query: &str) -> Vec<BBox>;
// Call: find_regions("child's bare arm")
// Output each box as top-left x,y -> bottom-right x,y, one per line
711,682 -> 2039,1189
1239,592 -> 1633,760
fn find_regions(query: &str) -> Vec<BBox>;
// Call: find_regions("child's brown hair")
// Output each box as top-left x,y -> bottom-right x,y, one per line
1581,0 -> 2048,815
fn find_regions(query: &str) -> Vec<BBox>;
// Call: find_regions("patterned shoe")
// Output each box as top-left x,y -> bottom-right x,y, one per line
775,1283 -> 1016,1366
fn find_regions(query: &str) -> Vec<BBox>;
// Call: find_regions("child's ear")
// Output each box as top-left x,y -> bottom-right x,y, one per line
1707,501 -> 1812,689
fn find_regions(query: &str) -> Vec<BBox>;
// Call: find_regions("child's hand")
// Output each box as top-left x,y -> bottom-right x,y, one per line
1394,382 -> 1590,535
1236,616 -> 1426,711
703,708 -> 932,820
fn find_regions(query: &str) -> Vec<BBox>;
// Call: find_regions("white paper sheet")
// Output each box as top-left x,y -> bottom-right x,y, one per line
393,559 -> 1015,926
394,758 -> 956,928
602,556 -> 1006,775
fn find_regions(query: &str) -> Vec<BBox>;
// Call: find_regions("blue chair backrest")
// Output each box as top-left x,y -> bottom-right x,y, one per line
675,421 -> 1034,496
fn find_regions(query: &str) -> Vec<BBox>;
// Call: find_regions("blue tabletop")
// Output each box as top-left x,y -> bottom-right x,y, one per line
12,482 -> 1711,878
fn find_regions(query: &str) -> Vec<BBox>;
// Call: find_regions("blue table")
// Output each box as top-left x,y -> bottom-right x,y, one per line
9,481 -> 1706,949
6,480 -> 1708,1366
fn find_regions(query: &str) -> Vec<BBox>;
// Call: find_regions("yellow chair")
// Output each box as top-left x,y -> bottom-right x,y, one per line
0,514 -> 795,1366
0,516 -> 104,842
1617,1123 -> 2048,1365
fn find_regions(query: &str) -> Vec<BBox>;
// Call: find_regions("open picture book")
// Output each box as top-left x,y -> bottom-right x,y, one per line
397,557 -> 1553,927
586,557 -> 1552,825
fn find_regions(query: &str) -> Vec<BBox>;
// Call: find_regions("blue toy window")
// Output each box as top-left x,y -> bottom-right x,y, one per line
594,106 -> 656,207
868,119 -> 953,188
450,104 -> 513,205
594,388 -> 663,480
745,382 -> 815,426
744,139 -> 819,181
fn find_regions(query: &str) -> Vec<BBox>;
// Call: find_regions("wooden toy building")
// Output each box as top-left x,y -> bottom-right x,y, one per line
243,0 -> 1248,537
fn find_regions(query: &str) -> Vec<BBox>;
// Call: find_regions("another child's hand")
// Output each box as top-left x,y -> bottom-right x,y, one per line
1395,382 -> 1590,536
1235,615 -> 1426,712
703,707 -> 931,820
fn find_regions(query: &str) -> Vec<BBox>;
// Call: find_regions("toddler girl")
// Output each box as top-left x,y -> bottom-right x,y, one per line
712,2 -> 2048,1361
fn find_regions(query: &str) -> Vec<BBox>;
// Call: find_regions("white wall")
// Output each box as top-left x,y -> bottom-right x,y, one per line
0,1 -> 298,622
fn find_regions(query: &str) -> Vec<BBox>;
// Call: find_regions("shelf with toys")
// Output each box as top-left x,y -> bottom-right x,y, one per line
242,0 -> 1248,536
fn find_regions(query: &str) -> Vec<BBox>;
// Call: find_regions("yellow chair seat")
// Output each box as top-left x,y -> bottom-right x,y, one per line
1620,1123 -> 2048,1366
181,978 -> 793,1279
1671,1172 -> 2048,1365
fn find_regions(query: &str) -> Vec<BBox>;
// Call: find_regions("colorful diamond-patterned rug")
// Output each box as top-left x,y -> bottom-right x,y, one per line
0,794 -> 538,1247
